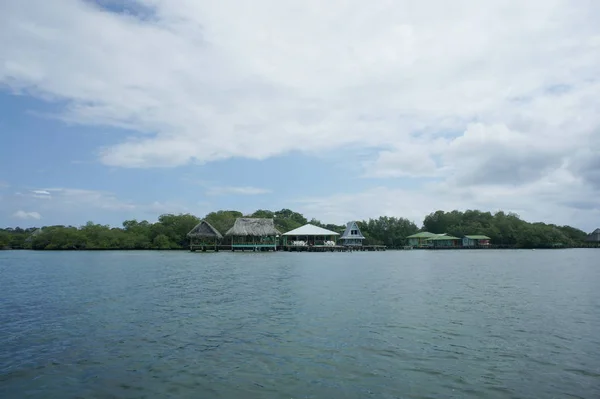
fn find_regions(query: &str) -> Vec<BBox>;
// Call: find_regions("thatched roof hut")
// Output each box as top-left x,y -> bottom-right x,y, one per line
187,220 -> 223,239
225,218 -> 281,236
586,228 -> 600,243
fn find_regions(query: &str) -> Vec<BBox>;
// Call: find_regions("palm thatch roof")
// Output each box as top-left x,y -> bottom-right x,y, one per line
225,218 -> 281,236
187,220 -> 223,239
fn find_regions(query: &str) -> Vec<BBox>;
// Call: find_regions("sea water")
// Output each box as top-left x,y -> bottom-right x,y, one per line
1,249 -> 599,398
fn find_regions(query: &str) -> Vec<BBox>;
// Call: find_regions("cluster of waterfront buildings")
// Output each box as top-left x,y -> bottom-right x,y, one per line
186,217 -> 491,252
406,232 -> 491,249
187,218 -> 370,252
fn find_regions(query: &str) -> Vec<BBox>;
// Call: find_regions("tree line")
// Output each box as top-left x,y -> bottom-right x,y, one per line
0,208 -> 591,250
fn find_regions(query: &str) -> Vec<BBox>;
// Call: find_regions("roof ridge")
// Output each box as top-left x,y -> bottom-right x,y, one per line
340,220 -> 365,239
283,223 -> 340,236
225,217 -> 281,236
187,220 -> 223,238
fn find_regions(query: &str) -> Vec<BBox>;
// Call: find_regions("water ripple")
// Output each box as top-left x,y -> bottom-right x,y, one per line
1,250 -> 599,399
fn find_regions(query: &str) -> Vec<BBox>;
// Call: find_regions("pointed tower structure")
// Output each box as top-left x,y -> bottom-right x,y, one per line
339,221 -> 365,247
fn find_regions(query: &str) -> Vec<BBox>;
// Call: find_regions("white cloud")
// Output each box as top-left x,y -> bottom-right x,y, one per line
1,0 -> 598,170
206,186 -> 272,196
30,189 -> 52,199
12,210 -> 41,220
2,186 -> 196,226
143,201 -> 190,215
361,140 -> 445,178
0,181 -> 9,189
296,165 -> 600,231
442,123 -> 568,186
40,188 -> 136,211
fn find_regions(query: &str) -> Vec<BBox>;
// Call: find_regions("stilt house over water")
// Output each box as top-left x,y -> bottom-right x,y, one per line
282,224 -> 340,247
225,218 -> 281,251
339,221 -> 365,247
187,220 -> 223,251
426,234 -> 461,248
406,232 -> 438,248
462,235 -> 491,247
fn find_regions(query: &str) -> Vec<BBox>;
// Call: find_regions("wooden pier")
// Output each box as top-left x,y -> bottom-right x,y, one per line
190,244 -> 219,252
280,244 -> 386,252
283,245 -> 349,252
362,245 -> 387,251
189,244 -> 387,253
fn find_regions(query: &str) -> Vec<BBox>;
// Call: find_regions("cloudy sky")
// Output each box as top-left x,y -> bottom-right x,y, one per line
1,0 -> 599,231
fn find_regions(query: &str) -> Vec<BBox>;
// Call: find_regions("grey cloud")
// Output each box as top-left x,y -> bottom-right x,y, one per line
453,151 -> 563,186
85,0 -> 158,22
571,151 -> 600,190
562,200 -> 599,211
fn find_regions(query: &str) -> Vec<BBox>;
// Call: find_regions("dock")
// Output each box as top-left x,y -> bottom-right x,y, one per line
283,245 -> 386,252
283,245 -> 349,252
189,220 -> 389,253
190,244 -> 387,253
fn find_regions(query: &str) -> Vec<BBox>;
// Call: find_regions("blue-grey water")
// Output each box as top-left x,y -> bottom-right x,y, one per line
1,250 -> 599,399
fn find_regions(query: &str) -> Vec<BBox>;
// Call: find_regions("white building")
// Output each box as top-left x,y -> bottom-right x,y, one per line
282,224 -> 340,246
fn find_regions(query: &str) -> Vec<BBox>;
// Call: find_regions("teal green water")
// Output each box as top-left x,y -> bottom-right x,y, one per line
1,250 -> 599,398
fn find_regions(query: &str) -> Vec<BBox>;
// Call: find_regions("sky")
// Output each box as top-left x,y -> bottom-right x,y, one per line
0,0 -> 599,231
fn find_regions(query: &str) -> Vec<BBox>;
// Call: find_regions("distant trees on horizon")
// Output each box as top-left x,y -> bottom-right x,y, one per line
0,208 -> 591,250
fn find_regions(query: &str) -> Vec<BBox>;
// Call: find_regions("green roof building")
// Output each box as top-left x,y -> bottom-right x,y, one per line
406,232 -> 438,247
425,234 -> 461,248
462,235 -> 491,247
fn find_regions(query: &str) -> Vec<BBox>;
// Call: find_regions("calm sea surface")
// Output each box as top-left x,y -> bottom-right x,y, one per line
1,250 -> 599,398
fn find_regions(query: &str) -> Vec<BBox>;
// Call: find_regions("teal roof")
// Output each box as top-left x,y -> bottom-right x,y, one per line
464,235 -> 491,240
407,231 -> 438,238
426,235 -> 460,241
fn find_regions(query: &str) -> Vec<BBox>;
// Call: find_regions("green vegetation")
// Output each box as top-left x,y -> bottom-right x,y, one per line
0,208 -> 591,250
0,227 -> 36,249
422,210 -> 588,248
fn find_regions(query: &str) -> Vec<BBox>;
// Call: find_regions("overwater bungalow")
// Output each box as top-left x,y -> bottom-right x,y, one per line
426,234 -> 461,248
282,224 -> 339,247
225,218 -> 281,251
462,235 -> 491,247
187,220 -> 223,252
339,221 -> 365,247
406,232 -> 438,248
